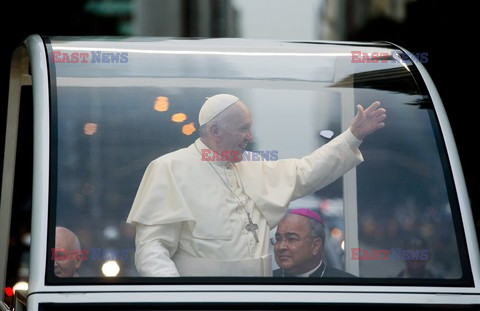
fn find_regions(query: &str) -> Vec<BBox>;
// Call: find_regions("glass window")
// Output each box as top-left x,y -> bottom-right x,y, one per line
350,62 -> 464,280
44,38 -> 471,285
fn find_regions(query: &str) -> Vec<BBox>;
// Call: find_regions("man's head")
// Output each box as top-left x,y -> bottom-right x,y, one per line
199,94 -> 253,162
54,226 -> 82,277
403,237 -> 430,277
274,209 -> 326,275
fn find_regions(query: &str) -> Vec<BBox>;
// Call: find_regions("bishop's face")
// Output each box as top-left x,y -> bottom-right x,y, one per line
217,101 -> 253,162
274,214 -> 323,275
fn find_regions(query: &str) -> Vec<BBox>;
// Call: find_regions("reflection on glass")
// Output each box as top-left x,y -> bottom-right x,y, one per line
320,130 -> 334,139
48,39 -> 465,283
153,96 -> 169,112
353,64 -> 461,279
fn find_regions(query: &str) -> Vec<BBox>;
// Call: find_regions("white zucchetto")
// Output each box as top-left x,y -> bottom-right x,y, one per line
198,94 -> 239,126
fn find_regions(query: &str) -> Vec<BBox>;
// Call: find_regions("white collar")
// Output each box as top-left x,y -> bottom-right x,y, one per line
292,260 -> 324,278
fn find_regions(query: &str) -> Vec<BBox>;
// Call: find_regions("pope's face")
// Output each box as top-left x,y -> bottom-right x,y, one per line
218,101 -> 253,161
274,215 -> 322,275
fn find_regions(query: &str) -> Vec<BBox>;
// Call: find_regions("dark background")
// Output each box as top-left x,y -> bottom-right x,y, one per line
0,0 -> 477,275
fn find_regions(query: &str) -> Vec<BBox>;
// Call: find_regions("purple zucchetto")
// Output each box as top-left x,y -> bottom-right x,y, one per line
288,208 -> 324,225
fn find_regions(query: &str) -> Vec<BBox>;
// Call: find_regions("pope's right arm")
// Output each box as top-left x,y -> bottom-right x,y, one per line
134,222 -> 181,276
127,156 -> 196,277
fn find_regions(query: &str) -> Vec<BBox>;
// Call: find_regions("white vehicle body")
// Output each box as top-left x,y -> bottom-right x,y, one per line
1,35 -> 479,310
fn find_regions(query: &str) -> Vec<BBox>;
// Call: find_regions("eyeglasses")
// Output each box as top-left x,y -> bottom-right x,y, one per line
270,235 -> 311,246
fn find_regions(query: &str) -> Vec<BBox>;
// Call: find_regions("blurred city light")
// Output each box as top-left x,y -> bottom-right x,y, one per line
153,96 -> 169,112
83,122 -> 98,135
12,281 -> 28,293
101,260 -> 120,277
182,122 -> 196,136
103,226 -> 120,240
171,113 -> 187,123
330,227 -> 343,239
4,287 -> 13,297
21,232 -> 31,246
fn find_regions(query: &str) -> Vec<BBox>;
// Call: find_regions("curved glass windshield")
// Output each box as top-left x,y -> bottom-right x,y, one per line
45,38 -> 470,285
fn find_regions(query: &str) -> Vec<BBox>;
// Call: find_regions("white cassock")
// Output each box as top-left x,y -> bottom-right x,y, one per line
126,129 -> 363,277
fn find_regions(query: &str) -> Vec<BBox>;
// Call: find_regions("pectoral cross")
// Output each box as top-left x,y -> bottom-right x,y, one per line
246,216 -> 259,243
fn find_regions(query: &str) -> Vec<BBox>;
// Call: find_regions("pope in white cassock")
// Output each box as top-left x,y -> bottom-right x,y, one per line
126,94 -> 386,277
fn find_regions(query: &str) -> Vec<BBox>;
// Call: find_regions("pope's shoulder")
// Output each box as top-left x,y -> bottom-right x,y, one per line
148,143 -> 198,167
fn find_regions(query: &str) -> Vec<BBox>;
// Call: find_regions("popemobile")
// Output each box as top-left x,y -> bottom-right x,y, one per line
1,35 -> 479,310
